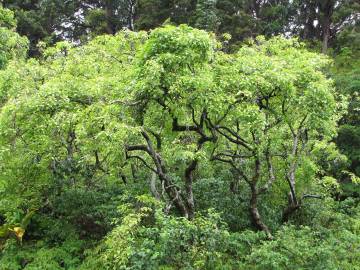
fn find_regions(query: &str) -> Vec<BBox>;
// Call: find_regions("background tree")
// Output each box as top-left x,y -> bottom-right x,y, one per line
2,0 -> 81,55
293,0 -> 360,52
215,0 -> 294,47
0,6 -> 28,69
193,0 -> 218,31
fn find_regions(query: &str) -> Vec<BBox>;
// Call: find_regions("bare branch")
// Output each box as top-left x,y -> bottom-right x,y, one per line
126,154 -> 157,174
258,148 -> 276,195
216,127 -> 253,151
110,99 -> 141,106
302,194 -> 323,200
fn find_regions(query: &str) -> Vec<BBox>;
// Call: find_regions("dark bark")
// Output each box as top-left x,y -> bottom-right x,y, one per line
322,15 -> 331,54
282,118 -> 308,220
301,1 -> 318,40
126,131 -> 191,218
104,0 -> 115,34
211,141 -> 272,237
184,159 -> 197,220
250,184 -> 272,238
319,0 -> 334,54
282,201 -> 300,222
249,158 -> 272,239
131,163 -> 137,181
127,103 -> 215,219
282,194 -> 323,222
126,0 -> 136,31
173,110 -> 216,219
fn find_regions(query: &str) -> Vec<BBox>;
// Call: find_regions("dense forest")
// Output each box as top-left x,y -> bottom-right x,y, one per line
0,1 -> 359,269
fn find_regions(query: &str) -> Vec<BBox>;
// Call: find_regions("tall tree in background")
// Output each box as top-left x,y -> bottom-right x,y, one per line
2,0 -> 81,55
84,0 -> 137,34
2,0 -> 359,55
215,0 -> 294,47
135,0 -> 196,30
2,0 -> 139,53
135,0 -> 166,29
194,0 -> 218,31
332,19 -> 360,180
293,0 -> 360,53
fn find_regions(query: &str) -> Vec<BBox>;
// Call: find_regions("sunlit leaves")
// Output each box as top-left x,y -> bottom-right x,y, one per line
0,7 -> 28,70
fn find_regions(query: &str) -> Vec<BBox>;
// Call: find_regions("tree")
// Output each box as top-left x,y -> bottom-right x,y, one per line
0,30 -> 146,227
0,6 -> 28,69
125,25 -> 218,219
2,0 -> 140,54
208,36 -> 341,236
84,0 -> 138,35
293,0 -> 360,53
0,24 -> 347,260
2,0 -> 81,55
215,0 -> 294,48
194,0 -> 218,32
332,23 -> 360,180
123,26 -> 341,234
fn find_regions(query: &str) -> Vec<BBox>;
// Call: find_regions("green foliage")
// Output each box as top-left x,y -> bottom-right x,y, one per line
0,31 -> 145,217
0,22 -> 358,269
3,0 -> 82,54
0,7 -> 28,69
79,196 -> 360,270
246,198 -> 360,270
337,125 -> 360,176
193,177 -> 251,231
0,238 -> 84,270
194,0 -> 219,32
2,0 -> 358,57
332,41 -> 360,179
0,30 -> 145,261
80,195 -> 256,270
0,7 -> 17,28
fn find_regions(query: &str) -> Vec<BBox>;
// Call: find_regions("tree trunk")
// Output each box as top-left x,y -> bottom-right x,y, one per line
320,0 -> 334,54
158,170 -> 190,219
282,197 -> 300,222
184,159 -> 197,220
249,157 -> 272,238
104,0 -> 115,34
250,185 -> 272,239
322,17 -> 330,54
127,0 -> 136,31
150,171 -> 161,200
126,131 -> 192,219
302,0 -> 318,40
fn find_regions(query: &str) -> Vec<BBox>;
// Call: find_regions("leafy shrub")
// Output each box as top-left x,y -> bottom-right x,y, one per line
0,238 -> 84,270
